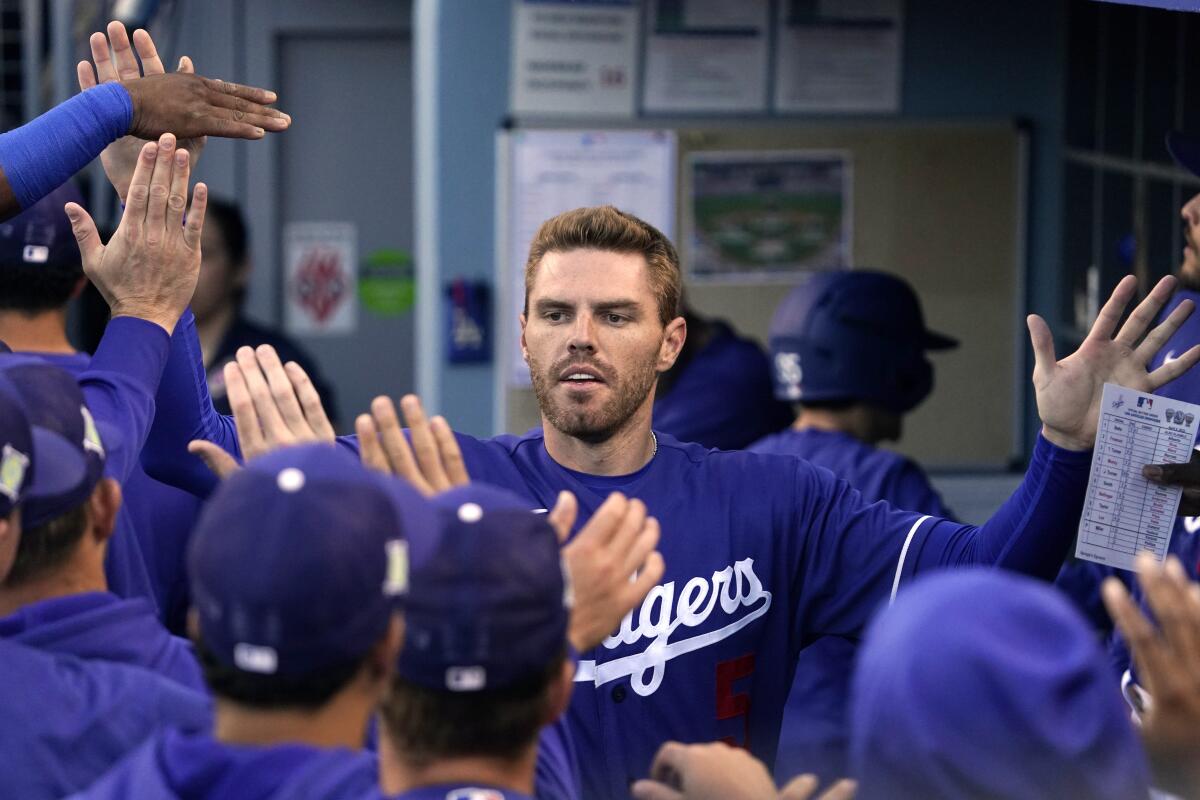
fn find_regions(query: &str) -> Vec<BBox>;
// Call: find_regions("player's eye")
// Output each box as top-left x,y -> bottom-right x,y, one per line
544,311 -> 566,323
605,313 -> 627,325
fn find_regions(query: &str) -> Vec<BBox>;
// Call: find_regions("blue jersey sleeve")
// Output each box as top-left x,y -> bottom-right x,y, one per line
140,309 -> 240,497
800,434 -> 1092,638
78,317 -> 170,484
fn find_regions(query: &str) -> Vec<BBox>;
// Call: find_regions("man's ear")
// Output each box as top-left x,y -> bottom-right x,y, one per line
186,608 -> 201,642
370,614 -> 405,684
87,477 -> 122,544
542,657 -> 576,725
657,316 -> 687,373
70,275 -> 87,300
0,508 -> 22,584
519,313 -> 531,365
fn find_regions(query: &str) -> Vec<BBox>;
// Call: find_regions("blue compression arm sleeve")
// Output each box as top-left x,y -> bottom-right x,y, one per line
140,308 -> 240,498
899,434 -> 1093,583
0,83 -> 132,209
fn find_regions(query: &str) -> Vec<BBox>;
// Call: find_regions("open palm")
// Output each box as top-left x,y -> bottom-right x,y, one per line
77,22 -> 205,202
1030,275 -> 1200,451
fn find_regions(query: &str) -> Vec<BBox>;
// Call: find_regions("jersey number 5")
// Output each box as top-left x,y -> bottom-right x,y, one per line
716,653 -> 755,748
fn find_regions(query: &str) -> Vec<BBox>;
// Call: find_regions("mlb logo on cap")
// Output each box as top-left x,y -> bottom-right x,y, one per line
446,789 -> 505,800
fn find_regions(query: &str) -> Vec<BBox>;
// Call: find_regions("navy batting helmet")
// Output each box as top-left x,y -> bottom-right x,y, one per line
769,270 -> 957,413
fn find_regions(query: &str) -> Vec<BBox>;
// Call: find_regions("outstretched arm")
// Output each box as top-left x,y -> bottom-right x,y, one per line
0,20 -> 287,220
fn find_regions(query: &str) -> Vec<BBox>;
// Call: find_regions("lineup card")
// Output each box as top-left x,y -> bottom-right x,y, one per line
1076,383 -> 1200,571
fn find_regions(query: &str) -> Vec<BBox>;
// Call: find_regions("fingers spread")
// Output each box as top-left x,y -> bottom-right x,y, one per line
1089,275 -> 1137,344
1135,297 -> 1193,364
1114,274 -> 1175,347
187,439 -> 241,479
255,345 -> 308,435
144,133 -> 176,236
130,27 -> 165,75
76,59 -> 98,91
123,141 -> 158,226
165,148 -> 190,233
183,183 -> 207,250
1148,344 -> 1200,389
88,31 -> 118,83
64,203 -> 103,266
355,413 -> 390,473
548,490 -> 578,544
1026,314 -> 1056,378
107,21 -> 141,81
284,361 -> 336,440
223,360 -> 266,458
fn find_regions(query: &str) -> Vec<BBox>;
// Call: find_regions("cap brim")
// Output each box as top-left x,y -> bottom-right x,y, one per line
1167,130 -> 1200,178
25,427 -> 87,500
924,330 -> 959,351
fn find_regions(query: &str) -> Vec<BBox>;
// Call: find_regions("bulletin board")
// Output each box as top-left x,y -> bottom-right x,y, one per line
496,120 -> 1028,469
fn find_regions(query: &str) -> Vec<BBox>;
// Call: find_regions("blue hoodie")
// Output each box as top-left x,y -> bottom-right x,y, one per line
72,728 -> 376,800
0,638 -> 210,800
0,591 -> 205,691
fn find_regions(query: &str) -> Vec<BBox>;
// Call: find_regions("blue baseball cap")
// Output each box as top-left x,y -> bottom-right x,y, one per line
188,444 -> 437,677
0,385 -> 34,519
0,356 -> 105,528
397,484 -> 570,692
0,183 -> 83,270
849,569 -> 1150,800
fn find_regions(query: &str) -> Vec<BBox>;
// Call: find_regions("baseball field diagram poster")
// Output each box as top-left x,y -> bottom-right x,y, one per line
283,221 -> 358,336
686,150 -> 852,281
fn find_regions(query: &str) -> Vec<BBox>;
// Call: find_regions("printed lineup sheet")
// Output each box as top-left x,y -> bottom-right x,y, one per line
1076,383 -> 1200,571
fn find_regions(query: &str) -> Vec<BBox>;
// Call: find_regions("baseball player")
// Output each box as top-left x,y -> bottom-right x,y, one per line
0,357 -> 203,689
373,483 -> 578,800
0,335 -> 209,800
652,302 -> 792,450
747,269 -> 955,783
0,184 -> 203,626
850,569 -> 1150,799
73,444 -> 424,800
147,205 -> 1198,799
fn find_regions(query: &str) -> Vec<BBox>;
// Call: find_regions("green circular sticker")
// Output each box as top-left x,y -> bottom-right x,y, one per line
360,249 -> 415,316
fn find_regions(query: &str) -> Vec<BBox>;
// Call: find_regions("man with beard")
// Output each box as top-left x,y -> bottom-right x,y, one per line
145,205 -> 1199,800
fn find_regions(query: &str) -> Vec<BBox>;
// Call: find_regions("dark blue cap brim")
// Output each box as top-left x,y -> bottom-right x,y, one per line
924,329 -> 959,351
26,427 -> 87,500
1167,130 -> 1200,178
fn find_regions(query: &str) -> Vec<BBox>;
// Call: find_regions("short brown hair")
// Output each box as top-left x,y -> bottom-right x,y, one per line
524,206 -> 682,327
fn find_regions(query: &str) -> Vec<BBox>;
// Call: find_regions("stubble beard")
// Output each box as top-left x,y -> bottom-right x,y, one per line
529,353 -> 660,444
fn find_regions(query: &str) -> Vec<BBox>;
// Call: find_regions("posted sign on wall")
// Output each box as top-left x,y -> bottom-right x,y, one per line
283,222 -> 358,336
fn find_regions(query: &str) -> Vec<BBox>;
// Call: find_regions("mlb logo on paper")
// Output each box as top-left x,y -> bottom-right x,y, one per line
1138,397 -> 1153,409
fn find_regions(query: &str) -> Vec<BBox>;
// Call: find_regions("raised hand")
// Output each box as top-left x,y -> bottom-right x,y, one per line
550,490 -> 665,652
1029,275 -> 1200,450
1102,554 -> 1200,797
78,21 -> 206,201
188,344 -> 336,478
355,394 -> 468,496
65,133 -> 204,335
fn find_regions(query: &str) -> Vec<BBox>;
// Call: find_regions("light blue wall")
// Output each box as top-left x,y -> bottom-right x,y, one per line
424,0 -> 511,436
423,0 -> 1068,447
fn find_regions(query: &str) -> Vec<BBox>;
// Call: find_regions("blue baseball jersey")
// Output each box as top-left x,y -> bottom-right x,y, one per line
144,315 -> 1093,800
0,591 -> 204,692
35,346 -> 203,628
652,321 -> 793,450
71,728 -> 377,800
0,638 -> 210,800
747,427 -> 953,784
1148,287 -> 1200,402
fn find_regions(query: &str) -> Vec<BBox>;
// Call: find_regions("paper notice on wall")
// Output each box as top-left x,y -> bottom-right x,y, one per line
773,0 -> 903,114
1075,383 -> 1200,571
642,0 -> 770,113
510,0 -> 639,117
283,222 -> 358,336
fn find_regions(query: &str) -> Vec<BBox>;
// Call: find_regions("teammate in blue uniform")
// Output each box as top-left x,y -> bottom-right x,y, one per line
145,205 -> 1200,799
373,484 -> 578,800
747,269 -> 955,783
0,146 -> 213,798
0,357 -> 203,690
652,304 -> 792,450
850,569 -> 1149,800
0,185 -> 202,626
75,444 -> 424,800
